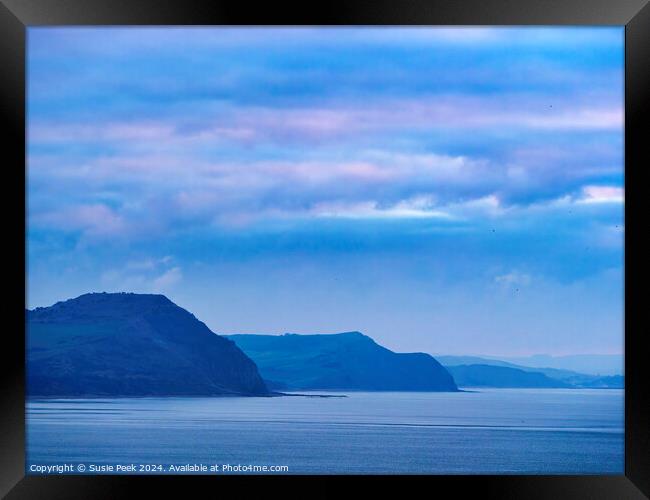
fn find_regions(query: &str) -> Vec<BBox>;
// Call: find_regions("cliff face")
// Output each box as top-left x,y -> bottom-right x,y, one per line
27,293 -> 268,397
227,332 -> 458,392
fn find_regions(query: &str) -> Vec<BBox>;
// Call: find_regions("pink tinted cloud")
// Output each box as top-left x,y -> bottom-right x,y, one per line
28,93 -> 623,153
35,204 -> 127,238
29,122 -> 176,143
579,185 -> 624,204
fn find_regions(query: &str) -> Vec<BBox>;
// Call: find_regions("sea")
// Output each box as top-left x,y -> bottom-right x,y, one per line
26,388 -> 624,475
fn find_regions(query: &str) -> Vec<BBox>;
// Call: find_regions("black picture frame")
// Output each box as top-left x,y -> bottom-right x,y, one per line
1,1 -> 648,498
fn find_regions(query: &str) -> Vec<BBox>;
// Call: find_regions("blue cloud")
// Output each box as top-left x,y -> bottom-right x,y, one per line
27,27 -> 624,356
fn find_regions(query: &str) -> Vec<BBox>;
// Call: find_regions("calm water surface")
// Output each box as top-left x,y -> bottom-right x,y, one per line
26,389 -> 623,474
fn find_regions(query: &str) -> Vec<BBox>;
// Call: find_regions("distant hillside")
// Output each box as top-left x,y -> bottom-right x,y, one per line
445,364 -> 571,389
226,332 -> 458,392
494,354 -> 623,376
564,374 -> 625,389
27,293 -> 269,397
437,355 -> 624,389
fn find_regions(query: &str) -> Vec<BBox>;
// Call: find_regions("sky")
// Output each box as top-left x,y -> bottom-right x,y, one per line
27,27 -> 624,357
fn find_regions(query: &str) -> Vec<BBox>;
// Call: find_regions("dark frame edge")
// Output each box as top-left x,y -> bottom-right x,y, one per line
0,0 -> 648,498
0,0 -> 649,26
3,475 -> 650,500
625,1 -> 650,498
0,0 -> 26,499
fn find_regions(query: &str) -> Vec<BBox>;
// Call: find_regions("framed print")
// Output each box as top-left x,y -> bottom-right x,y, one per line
1,0 -> 648,498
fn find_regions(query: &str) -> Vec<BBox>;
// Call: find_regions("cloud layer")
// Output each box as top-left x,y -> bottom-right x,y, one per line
28,27 -> 623,241
27,28 -> 624,355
